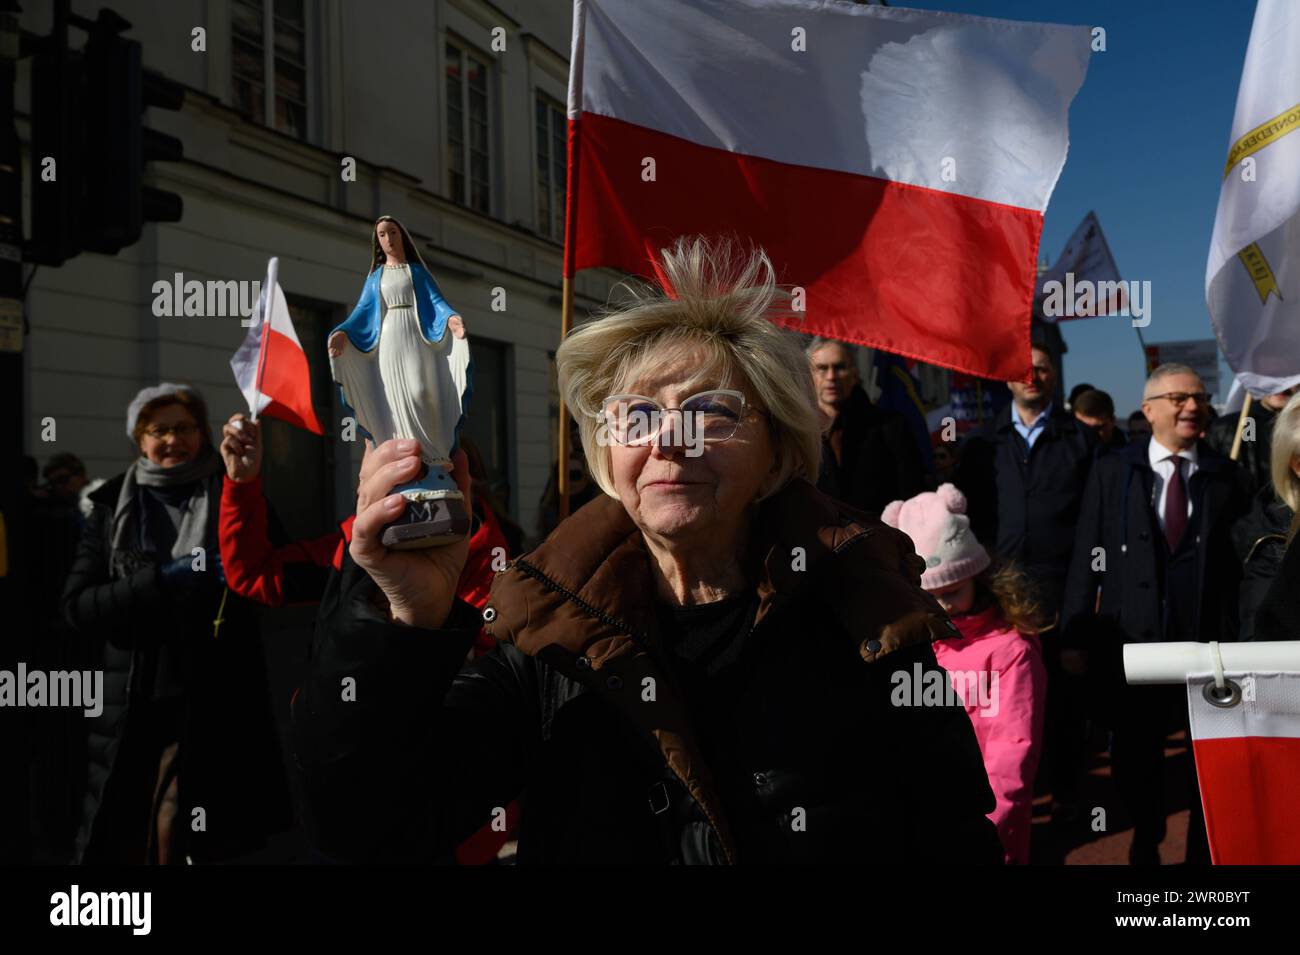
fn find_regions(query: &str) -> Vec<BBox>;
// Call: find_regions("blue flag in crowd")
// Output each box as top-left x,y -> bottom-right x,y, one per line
872,350 -> 934,473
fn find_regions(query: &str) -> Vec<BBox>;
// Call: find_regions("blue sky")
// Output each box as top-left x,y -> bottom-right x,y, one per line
901,0 -> 1259,417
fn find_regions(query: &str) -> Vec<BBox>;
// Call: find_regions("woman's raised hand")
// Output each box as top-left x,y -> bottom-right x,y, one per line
328,330 -> 348,358
350,439 -> 471,630
220,413 -> 263,483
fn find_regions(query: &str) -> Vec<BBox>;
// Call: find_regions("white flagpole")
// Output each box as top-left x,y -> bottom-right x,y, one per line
1125,641 -> 1300,684
249,257 -> 277,424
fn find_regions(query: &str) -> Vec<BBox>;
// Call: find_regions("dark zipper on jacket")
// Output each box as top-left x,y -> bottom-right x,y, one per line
1244,533 -> 1286,565
514,557 -> 654,651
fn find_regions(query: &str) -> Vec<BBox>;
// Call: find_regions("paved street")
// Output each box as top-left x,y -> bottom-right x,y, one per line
1031,730 -> 1196,865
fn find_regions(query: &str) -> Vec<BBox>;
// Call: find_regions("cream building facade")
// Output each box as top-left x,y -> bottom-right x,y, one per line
20,0 -> 616,540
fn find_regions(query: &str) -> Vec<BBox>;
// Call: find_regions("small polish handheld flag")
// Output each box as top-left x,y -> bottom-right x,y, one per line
230,257 -> 324,434
1035,211 -> 1127,321
1206,0 -> 1300,399
565,0 -> 1093,380
1188,670 -> 1300,864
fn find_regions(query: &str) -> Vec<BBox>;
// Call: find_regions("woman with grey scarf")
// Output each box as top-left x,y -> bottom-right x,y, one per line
62,383 -> 290,864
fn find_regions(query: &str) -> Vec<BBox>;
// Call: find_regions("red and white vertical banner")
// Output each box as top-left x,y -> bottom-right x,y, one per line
1188,672 -> 1300,864
564,0 -> 1093,381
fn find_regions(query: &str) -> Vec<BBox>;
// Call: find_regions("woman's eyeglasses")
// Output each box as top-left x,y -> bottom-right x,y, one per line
143,423 -> 200,439
599,389 -> 763,446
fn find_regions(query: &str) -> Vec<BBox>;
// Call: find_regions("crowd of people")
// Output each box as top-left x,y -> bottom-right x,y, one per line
10,235 -> 1300,866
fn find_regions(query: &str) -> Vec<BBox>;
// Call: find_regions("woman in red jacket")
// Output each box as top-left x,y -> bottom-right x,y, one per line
217,413 -> 519,860
218,414 -> 511,612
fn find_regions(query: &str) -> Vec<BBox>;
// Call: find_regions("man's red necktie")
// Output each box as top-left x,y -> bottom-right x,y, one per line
1164,455 -> 1187,551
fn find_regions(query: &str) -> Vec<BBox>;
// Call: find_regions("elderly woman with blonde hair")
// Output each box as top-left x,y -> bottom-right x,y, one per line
1243,391 -> 1300,641
293,237 -> 1001,864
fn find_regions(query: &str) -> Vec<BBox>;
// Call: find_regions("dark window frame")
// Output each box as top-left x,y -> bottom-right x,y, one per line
535,93 -> 566,240
231,0 -> 311,140
445,34 -> 495,214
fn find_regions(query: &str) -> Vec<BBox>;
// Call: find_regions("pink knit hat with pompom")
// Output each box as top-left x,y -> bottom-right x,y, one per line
881,483 -> 990,591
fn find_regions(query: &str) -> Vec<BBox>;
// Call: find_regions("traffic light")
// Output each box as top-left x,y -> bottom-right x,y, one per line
29,37 -> 83,265
82,10 -> 183,254
28,7 -> 184,265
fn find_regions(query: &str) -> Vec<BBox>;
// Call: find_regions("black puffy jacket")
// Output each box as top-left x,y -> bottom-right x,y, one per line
1255,533 -> 1300,643
61,473 -> 291,863
1232,487 -> 1293,640
292,480 -> 1003,865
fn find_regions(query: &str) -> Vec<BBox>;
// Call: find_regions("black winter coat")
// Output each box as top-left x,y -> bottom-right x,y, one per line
1231,487 -> 1294,641
1061,438 -> 1250,676
61,473 -> 291,863
292,481 -> 1003,865
955,405 -> 1097,620
1253,526 -> 1300,643
1206,402 -> 1276,498
816,385 -> 925,515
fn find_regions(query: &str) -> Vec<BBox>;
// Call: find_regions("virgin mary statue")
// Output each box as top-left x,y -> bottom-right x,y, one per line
327,215 -> 472,547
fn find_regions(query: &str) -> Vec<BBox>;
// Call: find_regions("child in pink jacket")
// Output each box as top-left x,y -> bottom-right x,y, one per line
883,484 -> 1047,864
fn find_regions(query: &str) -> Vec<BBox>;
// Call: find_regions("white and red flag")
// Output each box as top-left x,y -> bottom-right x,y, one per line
1035,210 -> 1127,321
230,257 -> 324,434
1128,641 -> 1300,864
1188,671 -> 1300,864
564,0 -> 1093,380
1206,0 -> 1300,399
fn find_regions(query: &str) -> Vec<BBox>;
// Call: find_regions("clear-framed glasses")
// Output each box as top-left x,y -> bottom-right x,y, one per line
1147,391 -> 1211,408
144,423 -> 200,440
599,389 -> 762,447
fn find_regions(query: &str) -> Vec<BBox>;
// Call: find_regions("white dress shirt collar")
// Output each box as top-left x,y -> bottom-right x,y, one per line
1149,436 -> 1198,469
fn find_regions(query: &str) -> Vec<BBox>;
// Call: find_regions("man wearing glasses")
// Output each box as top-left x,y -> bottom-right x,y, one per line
1061,363 -> 1250,865
806,338 -> 924,514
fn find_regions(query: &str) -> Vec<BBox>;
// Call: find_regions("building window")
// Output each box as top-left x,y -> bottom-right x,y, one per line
535,95 -> 566,240
445,38 -> 492,214
232,0 -> 309,139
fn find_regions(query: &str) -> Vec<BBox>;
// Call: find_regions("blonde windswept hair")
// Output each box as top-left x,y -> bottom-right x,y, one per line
1271,390 -> 1300,541
556,236 -> 824,500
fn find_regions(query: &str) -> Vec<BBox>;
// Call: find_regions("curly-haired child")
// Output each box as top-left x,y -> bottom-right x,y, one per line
884,483 -> 1047,864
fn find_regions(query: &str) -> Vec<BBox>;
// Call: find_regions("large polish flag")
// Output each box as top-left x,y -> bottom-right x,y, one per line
1188,671 -> 1300,864
564,0 -> 1093,380
230,257 -> 324,434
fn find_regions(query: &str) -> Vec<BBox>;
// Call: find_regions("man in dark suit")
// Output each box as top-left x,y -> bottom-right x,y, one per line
1062,363 -> 1250,865
809,338 -> 925,514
